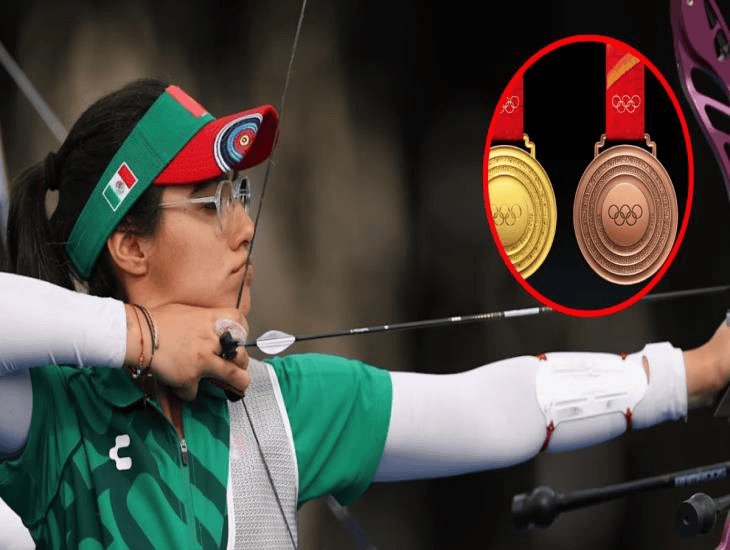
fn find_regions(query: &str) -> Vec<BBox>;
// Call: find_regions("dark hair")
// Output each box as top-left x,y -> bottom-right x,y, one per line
7,78 -> 168,300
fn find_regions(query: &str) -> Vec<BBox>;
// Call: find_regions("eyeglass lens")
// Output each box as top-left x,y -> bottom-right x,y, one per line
218,177 -> 250,231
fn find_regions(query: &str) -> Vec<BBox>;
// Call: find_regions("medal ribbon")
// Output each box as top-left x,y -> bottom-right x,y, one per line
605,44 -> 645,141
493,76 -> 524,141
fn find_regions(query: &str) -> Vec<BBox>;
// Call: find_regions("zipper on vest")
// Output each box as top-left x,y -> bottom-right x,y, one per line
174,401 -> 197,548
169,396 -> 188,466
179,438 -> 189,466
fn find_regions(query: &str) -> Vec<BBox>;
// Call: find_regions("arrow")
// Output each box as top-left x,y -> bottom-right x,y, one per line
243,284 -> 730,355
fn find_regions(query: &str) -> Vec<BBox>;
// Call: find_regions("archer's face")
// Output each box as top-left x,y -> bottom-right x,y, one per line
142,182 -> 254,315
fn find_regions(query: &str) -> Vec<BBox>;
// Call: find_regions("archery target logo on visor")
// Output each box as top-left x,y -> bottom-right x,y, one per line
213,114 -> 263,172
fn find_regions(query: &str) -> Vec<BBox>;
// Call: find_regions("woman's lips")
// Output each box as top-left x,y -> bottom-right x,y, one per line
231,261 -> 254,287
232,257 -> 254,274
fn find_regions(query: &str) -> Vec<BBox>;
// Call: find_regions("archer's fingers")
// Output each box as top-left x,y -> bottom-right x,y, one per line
231,346 -> 249,370
204,355 -> 250,394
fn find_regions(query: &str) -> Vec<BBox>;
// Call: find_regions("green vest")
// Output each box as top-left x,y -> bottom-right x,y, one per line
0,353 -> 392,549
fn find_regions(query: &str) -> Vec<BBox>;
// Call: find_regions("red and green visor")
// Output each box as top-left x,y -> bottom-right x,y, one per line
66,85 -> 278,279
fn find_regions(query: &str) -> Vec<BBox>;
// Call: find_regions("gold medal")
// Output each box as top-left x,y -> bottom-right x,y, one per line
573,134 -> 678,284
488,133 -> 557,278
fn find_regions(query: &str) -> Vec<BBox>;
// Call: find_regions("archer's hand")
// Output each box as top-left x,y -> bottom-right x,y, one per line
124,304 -> 249,401
684,316 -> 730,401
707,316 -> 730,389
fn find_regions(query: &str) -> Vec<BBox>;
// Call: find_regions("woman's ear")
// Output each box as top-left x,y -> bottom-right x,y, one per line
106,232 -> 149,276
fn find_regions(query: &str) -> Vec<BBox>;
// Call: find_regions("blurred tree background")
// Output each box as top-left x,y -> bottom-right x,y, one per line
2,1 -> 730,548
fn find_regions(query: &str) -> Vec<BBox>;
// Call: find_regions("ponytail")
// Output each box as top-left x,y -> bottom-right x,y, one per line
7,162 -> 74,289
5,78 -> 168,299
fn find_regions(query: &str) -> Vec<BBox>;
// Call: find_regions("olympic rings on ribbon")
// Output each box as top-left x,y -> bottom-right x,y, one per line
500,95 -> 520,114
611,94 -> 641,114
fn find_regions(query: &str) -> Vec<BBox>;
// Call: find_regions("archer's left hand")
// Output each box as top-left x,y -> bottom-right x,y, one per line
684,316 -> 730,402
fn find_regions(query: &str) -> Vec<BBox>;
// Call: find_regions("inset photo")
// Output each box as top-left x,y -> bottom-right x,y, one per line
482,35 -> 692,316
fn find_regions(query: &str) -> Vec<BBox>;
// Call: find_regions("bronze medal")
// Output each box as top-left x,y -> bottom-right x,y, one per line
488,134 -> 557,279
573,134 -> 678,284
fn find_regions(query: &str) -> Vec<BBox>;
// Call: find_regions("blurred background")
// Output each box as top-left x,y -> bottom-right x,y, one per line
2,0 -> 730,548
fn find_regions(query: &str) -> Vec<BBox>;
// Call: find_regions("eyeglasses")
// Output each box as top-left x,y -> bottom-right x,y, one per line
158,172 -> 251,232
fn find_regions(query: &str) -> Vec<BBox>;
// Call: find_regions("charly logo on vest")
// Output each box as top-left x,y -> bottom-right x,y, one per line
500,95 -> 520,114
109,434 -> 132,471
213,114 -> 263,172
607,203 -> 643,226
611,94 -> 641,114
493,204 -> 523,226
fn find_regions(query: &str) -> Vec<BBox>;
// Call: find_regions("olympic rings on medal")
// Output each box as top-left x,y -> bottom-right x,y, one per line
611,94 -> 641,114
607,204 -> 643,226
492,204 -> 523,226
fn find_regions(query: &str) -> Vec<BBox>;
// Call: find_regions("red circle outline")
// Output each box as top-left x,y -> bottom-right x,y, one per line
482,34 -> 694,318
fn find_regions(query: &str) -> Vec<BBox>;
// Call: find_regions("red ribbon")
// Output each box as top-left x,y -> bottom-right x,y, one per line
493,76 -> 524,142
605,44 -> 645,141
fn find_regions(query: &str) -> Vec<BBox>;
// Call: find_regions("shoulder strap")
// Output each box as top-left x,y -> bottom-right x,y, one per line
227,359 -> 298,548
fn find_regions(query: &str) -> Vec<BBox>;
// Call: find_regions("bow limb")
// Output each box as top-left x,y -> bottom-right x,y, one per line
670,3 -> 730,373
671,0 -> 730,200
671,0 -> 730,405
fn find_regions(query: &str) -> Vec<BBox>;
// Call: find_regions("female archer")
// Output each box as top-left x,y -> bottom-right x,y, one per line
1,78 -> 729,548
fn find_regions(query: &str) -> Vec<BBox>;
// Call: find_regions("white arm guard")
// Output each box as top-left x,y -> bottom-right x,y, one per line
375,343 -> 687,481
0,273 -> 126,375
536,352 -> 647,440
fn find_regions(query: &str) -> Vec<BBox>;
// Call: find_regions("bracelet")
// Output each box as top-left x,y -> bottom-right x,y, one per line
127,305 -> 147,380
135,304 -> 158,369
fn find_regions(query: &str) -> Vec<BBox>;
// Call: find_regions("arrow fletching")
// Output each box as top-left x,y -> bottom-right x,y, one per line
254,330 -> 297,355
